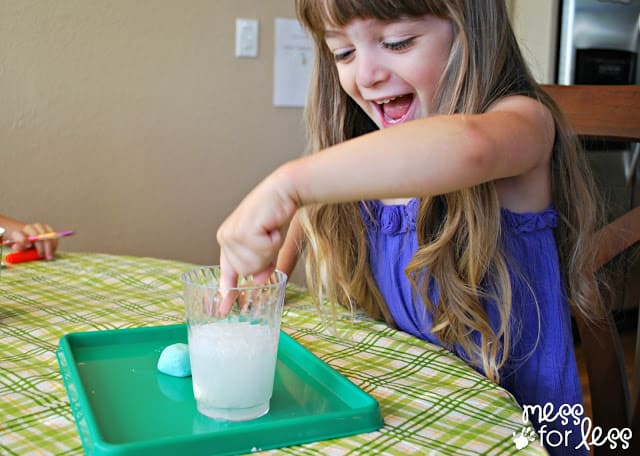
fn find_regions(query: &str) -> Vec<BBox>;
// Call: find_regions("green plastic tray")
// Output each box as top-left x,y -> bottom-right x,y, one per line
56,324 -> 383,456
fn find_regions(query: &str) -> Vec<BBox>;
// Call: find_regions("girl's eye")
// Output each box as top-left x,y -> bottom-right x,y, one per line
383,37 -> 415,51
333,49 -> 354,62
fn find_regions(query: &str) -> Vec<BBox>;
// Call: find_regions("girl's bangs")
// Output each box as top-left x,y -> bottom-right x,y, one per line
298,0 -> 445,37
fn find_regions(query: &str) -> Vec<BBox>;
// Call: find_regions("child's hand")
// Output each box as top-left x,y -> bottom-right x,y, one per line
8,223 -> 58,260
217,168 -> 299,293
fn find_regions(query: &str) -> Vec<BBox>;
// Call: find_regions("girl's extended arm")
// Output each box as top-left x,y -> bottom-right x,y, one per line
288,96 -> 553,209
217,95 -> 554,283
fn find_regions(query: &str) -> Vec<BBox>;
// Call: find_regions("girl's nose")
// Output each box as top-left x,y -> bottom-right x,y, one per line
355,52 -> 390,88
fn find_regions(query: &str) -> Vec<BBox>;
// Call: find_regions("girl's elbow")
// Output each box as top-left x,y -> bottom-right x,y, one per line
459,119 -> 498,175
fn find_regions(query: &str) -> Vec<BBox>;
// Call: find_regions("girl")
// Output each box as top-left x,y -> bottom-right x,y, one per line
217,1 -> 602,453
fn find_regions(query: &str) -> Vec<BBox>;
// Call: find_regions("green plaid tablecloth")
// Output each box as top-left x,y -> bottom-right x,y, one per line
0,253 -> 547,455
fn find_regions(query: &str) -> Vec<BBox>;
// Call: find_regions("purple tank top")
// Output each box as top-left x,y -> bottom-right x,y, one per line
360,198 -> 586,456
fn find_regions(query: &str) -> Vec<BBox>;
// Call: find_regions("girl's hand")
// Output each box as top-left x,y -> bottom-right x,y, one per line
217,167 -> 299,293
9,223 -> 58,260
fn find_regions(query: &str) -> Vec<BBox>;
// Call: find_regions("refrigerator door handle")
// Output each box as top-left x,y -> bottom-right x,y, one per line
625,142 -> 640,186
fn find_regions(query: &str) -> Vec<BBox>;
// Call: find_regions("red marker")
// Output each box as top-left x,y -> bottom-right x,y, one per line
5,248 -> 43,264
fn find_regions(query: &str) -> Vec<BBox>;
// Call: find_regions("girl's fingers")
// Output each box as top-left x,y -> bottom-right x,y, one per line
9,231 -> 31,251
39,224 -> 57,260
252,264 -> 275,285
23,223 -> 56,260
218,250 -> 277,317
41,239 -> 56,260
218,251 -> 239,316
216,172 -> 297,314
217,218 -> 283,278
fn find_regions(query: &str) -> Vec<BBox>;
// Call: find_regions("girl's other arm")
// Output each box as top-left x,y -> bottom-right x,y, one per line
276,215 -> 304,278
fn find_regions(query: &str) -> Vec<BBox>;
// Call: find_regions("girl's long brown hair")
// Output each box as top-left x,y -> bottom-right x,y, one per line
295,0 -> 603,383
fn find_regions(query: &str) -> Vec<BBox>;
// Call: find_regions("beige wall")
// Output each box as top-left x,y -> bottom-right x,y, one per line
509,0 -> 560,83
1,0 -> 306,268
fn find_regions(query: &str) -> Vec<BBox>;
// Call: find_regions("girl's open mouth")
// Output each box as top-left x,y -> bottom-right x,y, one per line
376,94 -> 415,127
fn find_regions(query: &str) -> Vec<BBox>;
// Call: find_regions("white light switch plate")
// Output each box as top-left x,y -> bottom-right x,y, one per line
235,18 -> 259,58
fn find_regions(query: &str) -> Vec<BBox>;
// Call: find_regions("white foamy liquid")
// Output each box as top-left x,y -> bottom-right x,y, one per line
188,321 -> 278,409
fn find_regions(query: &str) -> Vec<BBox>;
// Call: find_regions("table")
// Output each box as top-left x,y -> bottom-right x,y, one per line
0,253 -> 547,455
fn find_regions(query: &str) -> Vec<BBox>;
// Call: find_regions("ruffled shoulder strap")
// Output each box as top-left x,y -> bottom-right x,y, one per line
500,207 -> 558,234
360,199 -> 419,234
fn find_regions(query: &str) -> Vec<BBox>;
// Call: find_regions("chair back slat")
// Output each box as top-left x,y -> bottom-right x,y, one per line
593,207 -> 640,270
542,84 -> 640,454
542,84 -> 640,141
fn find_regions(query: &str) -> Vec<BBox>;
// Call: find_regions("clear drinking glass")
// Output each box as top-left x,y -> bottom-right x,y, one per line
180,266 -> 287,421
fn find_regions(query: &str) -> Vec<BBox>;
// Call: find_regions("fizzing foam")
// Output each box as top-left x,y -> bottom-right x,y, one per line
188,320 -> 278,420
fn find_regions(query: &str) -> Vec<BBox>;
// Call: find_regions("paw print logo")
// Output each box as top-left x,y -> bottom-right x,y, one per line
512,426 -> 537,450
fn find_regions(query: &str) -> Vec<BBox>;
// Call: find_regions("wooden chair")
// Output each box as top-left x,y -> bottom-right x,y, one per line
542,84 -> 640,453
